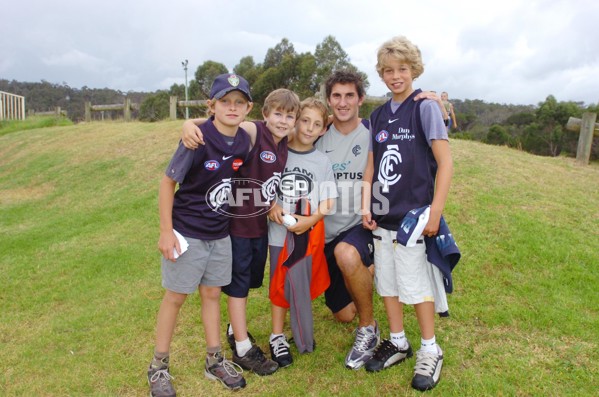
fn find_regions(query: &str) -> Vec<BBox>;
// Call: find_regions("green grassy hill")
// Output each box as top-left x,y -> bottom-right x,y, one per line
1,121 -> 598,396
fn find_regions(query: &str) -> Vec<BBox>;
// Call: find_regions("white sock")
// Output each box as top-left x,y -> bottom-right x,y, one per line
227,324 -> 234,336
270,333 -> 284,342
420,336 -> 438,354
235,338 -> 252,357
390,331 -> 408,350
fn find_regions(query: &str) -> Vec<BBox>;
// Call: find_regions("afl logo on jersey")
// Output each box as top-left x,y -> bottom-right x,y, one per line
260,151 -> 276,163
232,158 -> 243,171
204,160 -> 220,171
375,130 -> 389,143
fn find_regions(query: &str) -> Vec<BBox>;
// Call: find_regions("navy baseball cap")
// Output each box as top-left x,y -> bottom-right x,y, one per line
209,73 -> 252,101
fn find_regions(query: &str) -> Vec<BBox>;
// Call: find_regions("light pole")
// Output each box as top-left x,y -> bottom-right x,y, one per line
181,59 -> 189,119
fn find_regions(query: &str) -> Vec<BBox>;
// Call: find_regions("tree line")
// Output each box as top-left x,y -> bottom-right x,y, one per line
2,35 -> 597,160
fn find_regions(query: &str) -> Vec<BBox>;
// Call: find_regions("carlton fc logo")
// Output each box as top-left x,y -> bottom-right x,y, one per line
260,151 -> 276,163
375,130 -> 389,143
378,144 -> 402,193
204,160 -> 220,171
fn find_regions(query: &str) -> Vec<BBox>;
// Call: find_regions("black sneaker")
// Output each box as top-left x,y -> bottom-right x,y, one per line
269,335 -> 293,368
365,339 -> 413,372
411,346 -> 444,391
205,354 -> 246,390
147,358 -> 176,397
226,324 -> 256,352
233,344 -> 279,376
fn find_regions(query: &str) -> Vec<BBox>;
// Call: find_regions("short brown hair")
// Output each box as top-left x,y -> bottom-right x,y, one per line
299,97 -> 328,126
324,70 -> 365,100
262,88 -> 301,119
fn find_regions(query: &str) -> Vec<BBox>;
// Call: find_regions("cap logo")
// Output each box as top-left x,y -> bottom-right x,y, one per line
227,74 -> 240,87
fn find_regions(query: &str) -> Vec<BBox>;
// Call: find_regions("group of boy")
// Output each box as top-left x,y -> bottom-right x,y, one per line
147,35 -> 454,397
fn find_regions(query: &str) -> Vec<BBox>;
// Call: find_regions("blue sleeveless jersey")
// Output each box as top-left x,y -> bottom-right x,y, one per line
171,118 -> 250,240
369,89 -> 437,230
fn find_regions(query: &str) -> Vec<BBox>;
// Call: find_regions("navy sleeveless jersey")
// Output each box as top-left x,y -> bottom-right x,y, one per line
172,118 -> 250,240
370,89 -> 437,230
229,121 -> 288,238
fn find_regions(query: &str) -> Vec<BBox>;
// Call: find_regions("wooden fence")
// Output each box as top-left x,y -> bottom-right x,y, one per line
0,90 -> 26,121
169,96 -> 207,120
566,112 -> 599,165
84,99 -> 138,122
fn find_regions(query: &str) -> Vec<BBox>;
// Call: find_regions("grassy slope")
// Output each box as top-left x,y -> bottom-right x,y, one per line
0,121 -> 597,396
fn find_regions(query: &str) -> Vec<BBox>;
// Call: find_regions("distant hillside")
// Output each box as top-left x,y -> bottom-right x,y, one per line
0,79 -> 150,121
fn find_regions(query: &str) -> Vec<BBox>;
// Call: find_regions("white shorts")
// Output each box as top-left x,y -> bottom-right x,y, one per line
372,227 -> 446,309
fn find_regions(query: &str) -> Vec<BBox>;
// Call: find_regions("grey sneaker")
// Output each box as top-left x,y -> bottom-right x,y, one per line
269,335 -> 293,368
147,358 -> 176,397
205,354 -> 246,390
411,346 -> 444,391
345,322 -> 380,370
233,344 -> 279,376
365,339 -> 413,372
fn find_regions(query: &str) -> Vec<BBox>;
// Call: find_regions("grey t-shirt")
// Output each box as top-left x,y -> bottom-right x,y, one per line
315,122 -> 370,243
268,147 -> 338,247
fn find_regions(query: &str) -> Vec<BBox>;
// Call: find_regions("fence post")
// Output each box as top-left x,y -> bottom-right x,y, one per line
124,98 -> 131,121
170,96 -> 178,120
85,102 -> 91,122
576,112 -> 597,166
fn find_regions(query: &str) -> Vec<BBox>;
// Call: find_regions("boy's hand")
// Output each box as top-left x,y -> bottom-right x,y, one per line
362,211 -> 377,231
286,215 -> 314,235
422,209 -> 442,238
182,120 -> 204,149
158,231 -> 181,262
413,91 -> 440,102
268,203 -> 284,225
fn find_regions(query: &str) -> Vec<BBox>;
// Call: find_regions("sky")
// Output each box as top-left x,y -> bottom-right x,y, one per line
2,0 -> 598,106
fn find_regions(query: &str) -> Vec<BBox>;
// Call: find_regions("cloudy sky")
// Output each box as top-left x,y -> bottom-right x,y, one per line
2,0 -> 598,105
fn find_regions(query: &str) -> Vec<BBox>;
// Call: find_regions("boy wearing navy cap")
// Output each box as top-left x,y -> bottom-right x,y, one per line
147,74 -> 253,395
181,88 -> 300,374
362,37 -> 453,391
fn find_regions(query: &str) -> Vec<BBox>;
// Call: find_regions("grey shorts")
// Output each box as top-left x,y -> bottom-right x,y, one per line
161,236 -> 232,294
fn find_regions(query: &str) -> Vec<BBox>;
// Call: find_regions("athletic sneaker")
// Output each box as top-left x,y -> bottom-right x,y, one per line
365,339 -> 413,372
345,322 -> 380,370
233,344 -> 279,376
147,358 -> 176,397
226,323 -> 256,352
269,335 -> 293,368
205,354 -> 246,390
411,346 -> 444,391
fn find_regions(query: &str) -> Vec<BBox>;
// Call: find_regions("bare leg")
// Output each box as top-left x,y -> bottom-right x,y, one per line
335,242 -> 374,328
228,296 -> 248,342
383,297 -> 404,333
414,301 -> 435,340
200,285 -> 222,348
333,302 -> 357,323
271,304 -> 287,335
155,290 -> 187,353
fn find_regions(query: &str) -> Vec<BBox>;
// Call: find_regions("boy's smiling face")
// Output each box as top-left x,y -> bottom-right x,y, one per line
382,59 -> 414,102
263,107 -> 298,143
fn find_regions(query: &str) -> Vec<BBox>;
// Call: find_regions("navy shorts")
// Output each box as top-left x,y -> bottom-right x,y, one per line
222,235 -> 269,298
324,224 -> 374,313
